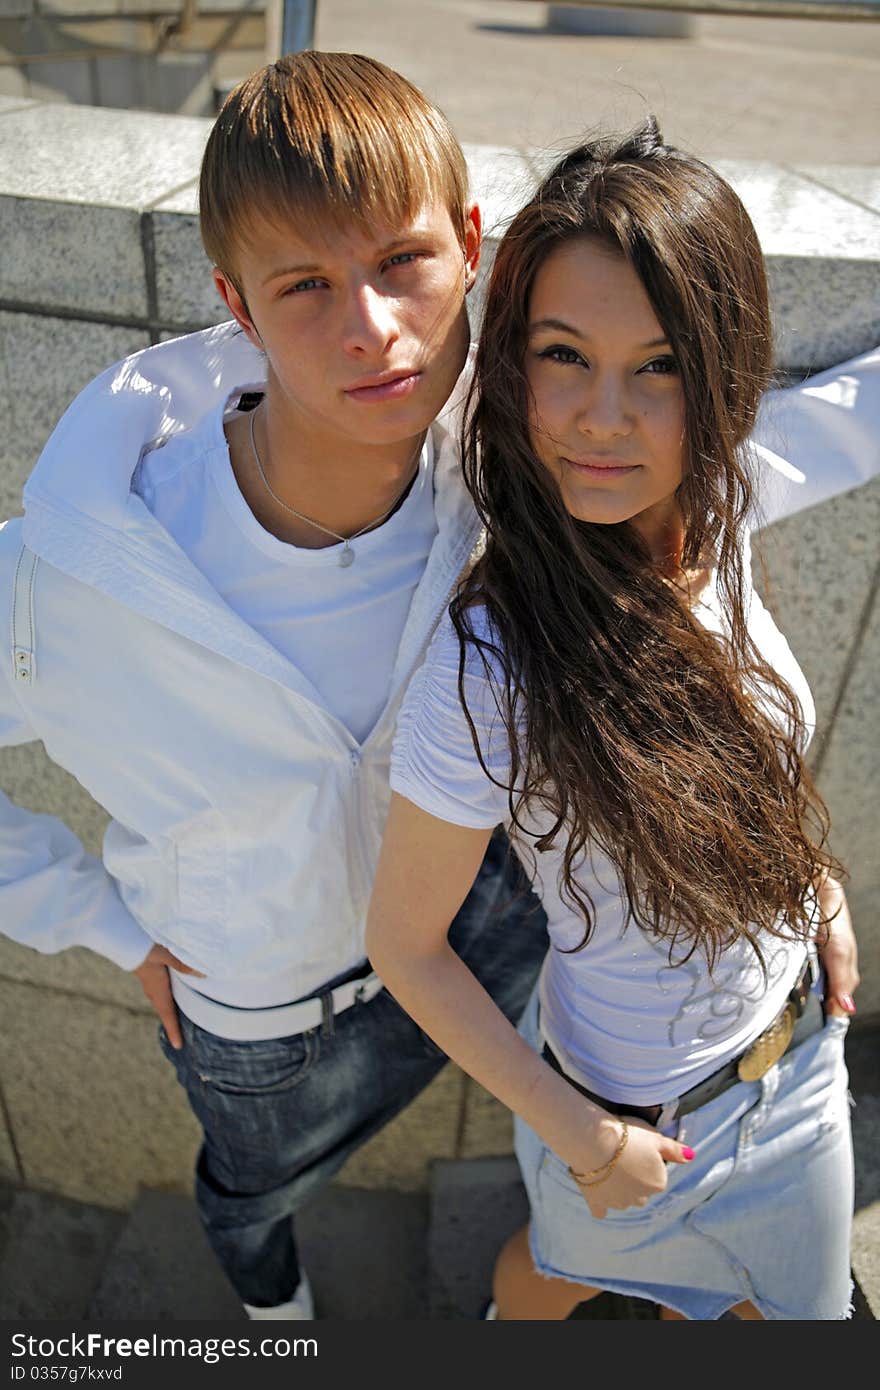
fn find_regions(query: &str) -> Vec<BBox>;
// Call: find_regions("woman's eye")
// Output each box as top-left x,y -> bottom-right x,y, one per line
539,346 -> 584,366
640,355 -> 678,376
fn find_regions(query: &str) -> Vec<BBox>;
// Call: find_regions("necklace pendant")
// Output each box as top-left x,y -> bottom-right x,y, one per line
339,544 -> 355,568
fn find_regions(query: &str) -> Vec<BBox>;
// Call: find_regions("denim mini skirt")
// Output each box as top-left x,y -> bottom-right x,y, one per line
515,986 -> 854,1320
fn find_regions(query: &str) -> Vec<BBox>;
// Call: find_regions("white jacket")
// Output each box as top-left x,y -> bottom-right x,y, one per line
0,324 -> 480,998
1,325 -> 877,997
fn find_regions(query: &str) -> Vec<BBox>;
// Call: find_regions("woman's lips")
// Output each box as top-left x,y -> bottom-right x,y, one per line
564,456 -> 640,478
344,371 -> 422,403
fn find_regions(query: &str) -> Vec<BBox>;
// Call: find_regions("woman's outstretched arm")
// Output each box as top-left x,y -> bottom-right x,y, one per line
366,792 -> 694,1220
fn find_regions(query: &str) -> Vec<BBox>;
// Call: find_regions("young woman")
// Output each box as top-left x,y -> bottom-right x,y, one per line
365,121 -> 860,1321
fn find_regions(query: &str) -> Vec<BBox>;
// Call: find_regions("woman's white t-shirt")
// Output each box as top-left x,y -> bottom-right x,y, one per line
390,568 -> 817,1106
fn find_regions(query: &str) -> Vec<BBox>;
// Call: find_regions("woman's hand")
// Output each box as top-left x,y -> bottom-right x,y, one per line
815,876 -> 859,1017
566,1113 -> 694,1221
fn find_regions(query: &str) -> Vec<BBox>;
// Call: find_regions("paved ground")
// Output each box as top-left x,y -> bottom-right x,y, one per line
312,0 -> 880,164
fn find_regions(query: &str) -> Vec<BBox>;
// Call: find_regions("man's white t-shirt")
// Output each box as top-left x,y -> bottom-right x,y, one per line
137,391 -> 438,746
134,389 -> 438,1029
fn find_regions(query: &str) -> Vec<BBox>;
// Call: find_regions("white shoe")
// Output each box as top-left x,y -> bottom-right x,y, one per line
482,1299 -> 498,1319
244,1272 -> 314,1320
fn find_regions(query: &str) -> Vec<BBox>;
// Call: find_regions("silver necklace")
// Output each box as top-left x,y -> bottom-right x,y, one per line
249,405 -> 420,568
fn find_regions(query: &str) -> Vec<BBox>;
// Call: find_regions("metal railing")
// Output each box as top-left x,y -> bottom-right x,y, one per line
270,0 -> 316,54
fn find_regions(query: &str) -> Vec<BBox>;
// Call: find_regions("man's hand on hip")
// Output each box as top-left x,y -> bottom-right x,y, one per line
133,945 -> 204,1049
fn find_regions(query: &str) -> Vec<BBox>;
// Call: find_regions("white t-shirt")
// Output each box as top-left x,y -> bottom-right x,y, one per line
134,388 -> 438,1029
391,571 -> 816,1105
138,391 -> 438,745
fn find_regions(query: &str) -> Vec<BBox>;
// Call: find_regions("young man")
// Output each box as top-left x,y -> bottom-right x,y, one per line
0,52 -> 876,1320
0,53 -> 550,1320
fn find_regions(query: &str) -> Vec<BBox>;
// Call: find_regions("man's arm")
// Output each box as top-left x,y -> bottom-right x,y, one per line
1,327 -> 248,1042
750,346 -> 880,528
0,600 -> 200,1047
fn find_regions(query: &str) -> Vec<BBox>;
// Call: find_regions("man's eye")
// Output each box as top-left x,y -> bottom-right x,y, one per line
286,278 -> 324,294
539,346 -> 584,366
385,252 -> 421,269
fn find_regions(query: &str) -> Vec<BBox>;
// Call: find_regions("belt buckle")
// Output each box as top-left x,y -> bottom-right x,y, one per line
737,1001 -> 796,1082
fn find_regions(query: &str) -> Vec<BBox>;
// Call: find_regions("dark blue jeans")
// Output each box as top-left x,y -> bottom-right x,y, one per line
158,828 -> 548,1307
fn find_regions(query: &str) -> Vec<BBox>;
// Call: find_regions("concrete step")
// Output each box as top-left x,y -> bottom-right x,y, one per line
0,1183 -> 125,1318
86,1189 -> 243,1319
426,1155 -> 657,1320
296,1187 -> 430,1319
427,1154 -> 526,1320
847,1025 -> 880,1320
86,1184 -> 429,1319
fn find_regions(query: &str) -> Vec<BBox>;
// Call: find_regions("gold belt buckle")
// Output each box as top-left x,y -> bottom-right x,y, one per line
737,1001 -> 796,1083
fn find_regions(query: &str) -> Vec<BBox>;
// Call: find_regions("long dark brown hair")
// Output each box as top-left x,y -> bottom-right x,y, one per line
453,120 -> 839,969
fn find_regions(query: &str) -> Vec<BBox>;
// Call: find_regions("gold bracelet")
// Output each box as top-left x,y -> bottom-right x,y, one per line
568,1120 -> 629,1189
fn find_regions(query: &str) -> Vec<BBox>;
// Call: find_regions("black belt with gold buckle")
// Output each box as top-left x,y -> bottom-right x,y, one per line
542,957 -> 823,1127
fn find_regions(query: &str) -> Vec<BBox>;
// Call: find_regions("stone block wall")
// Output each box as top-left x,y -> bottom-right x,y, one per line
0,96 -> 878,1208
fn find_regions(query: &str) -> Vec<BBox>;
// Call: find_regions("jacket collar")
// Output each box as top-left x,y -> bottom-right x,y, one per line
22,323 -> 480,726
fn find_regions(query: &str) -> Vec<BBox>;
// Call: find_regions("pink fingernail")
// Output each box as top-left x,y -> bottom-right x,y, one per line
840,995 -> 856,1014
682,1146 -> 695,1160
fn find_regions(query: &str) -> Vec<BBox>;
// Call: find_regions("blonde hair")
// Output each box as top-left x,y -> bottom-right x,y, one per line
200,51 -> 470,291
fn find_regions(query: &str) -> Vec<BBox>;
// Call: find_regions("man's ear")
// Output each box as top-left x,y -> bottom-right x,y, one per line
464,202 -> 482,292
213,268 -> 262,350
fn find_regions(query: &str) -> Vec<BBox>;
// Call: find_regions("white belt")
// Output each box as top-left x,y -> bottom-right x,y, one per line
171,969 -> 386,1042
